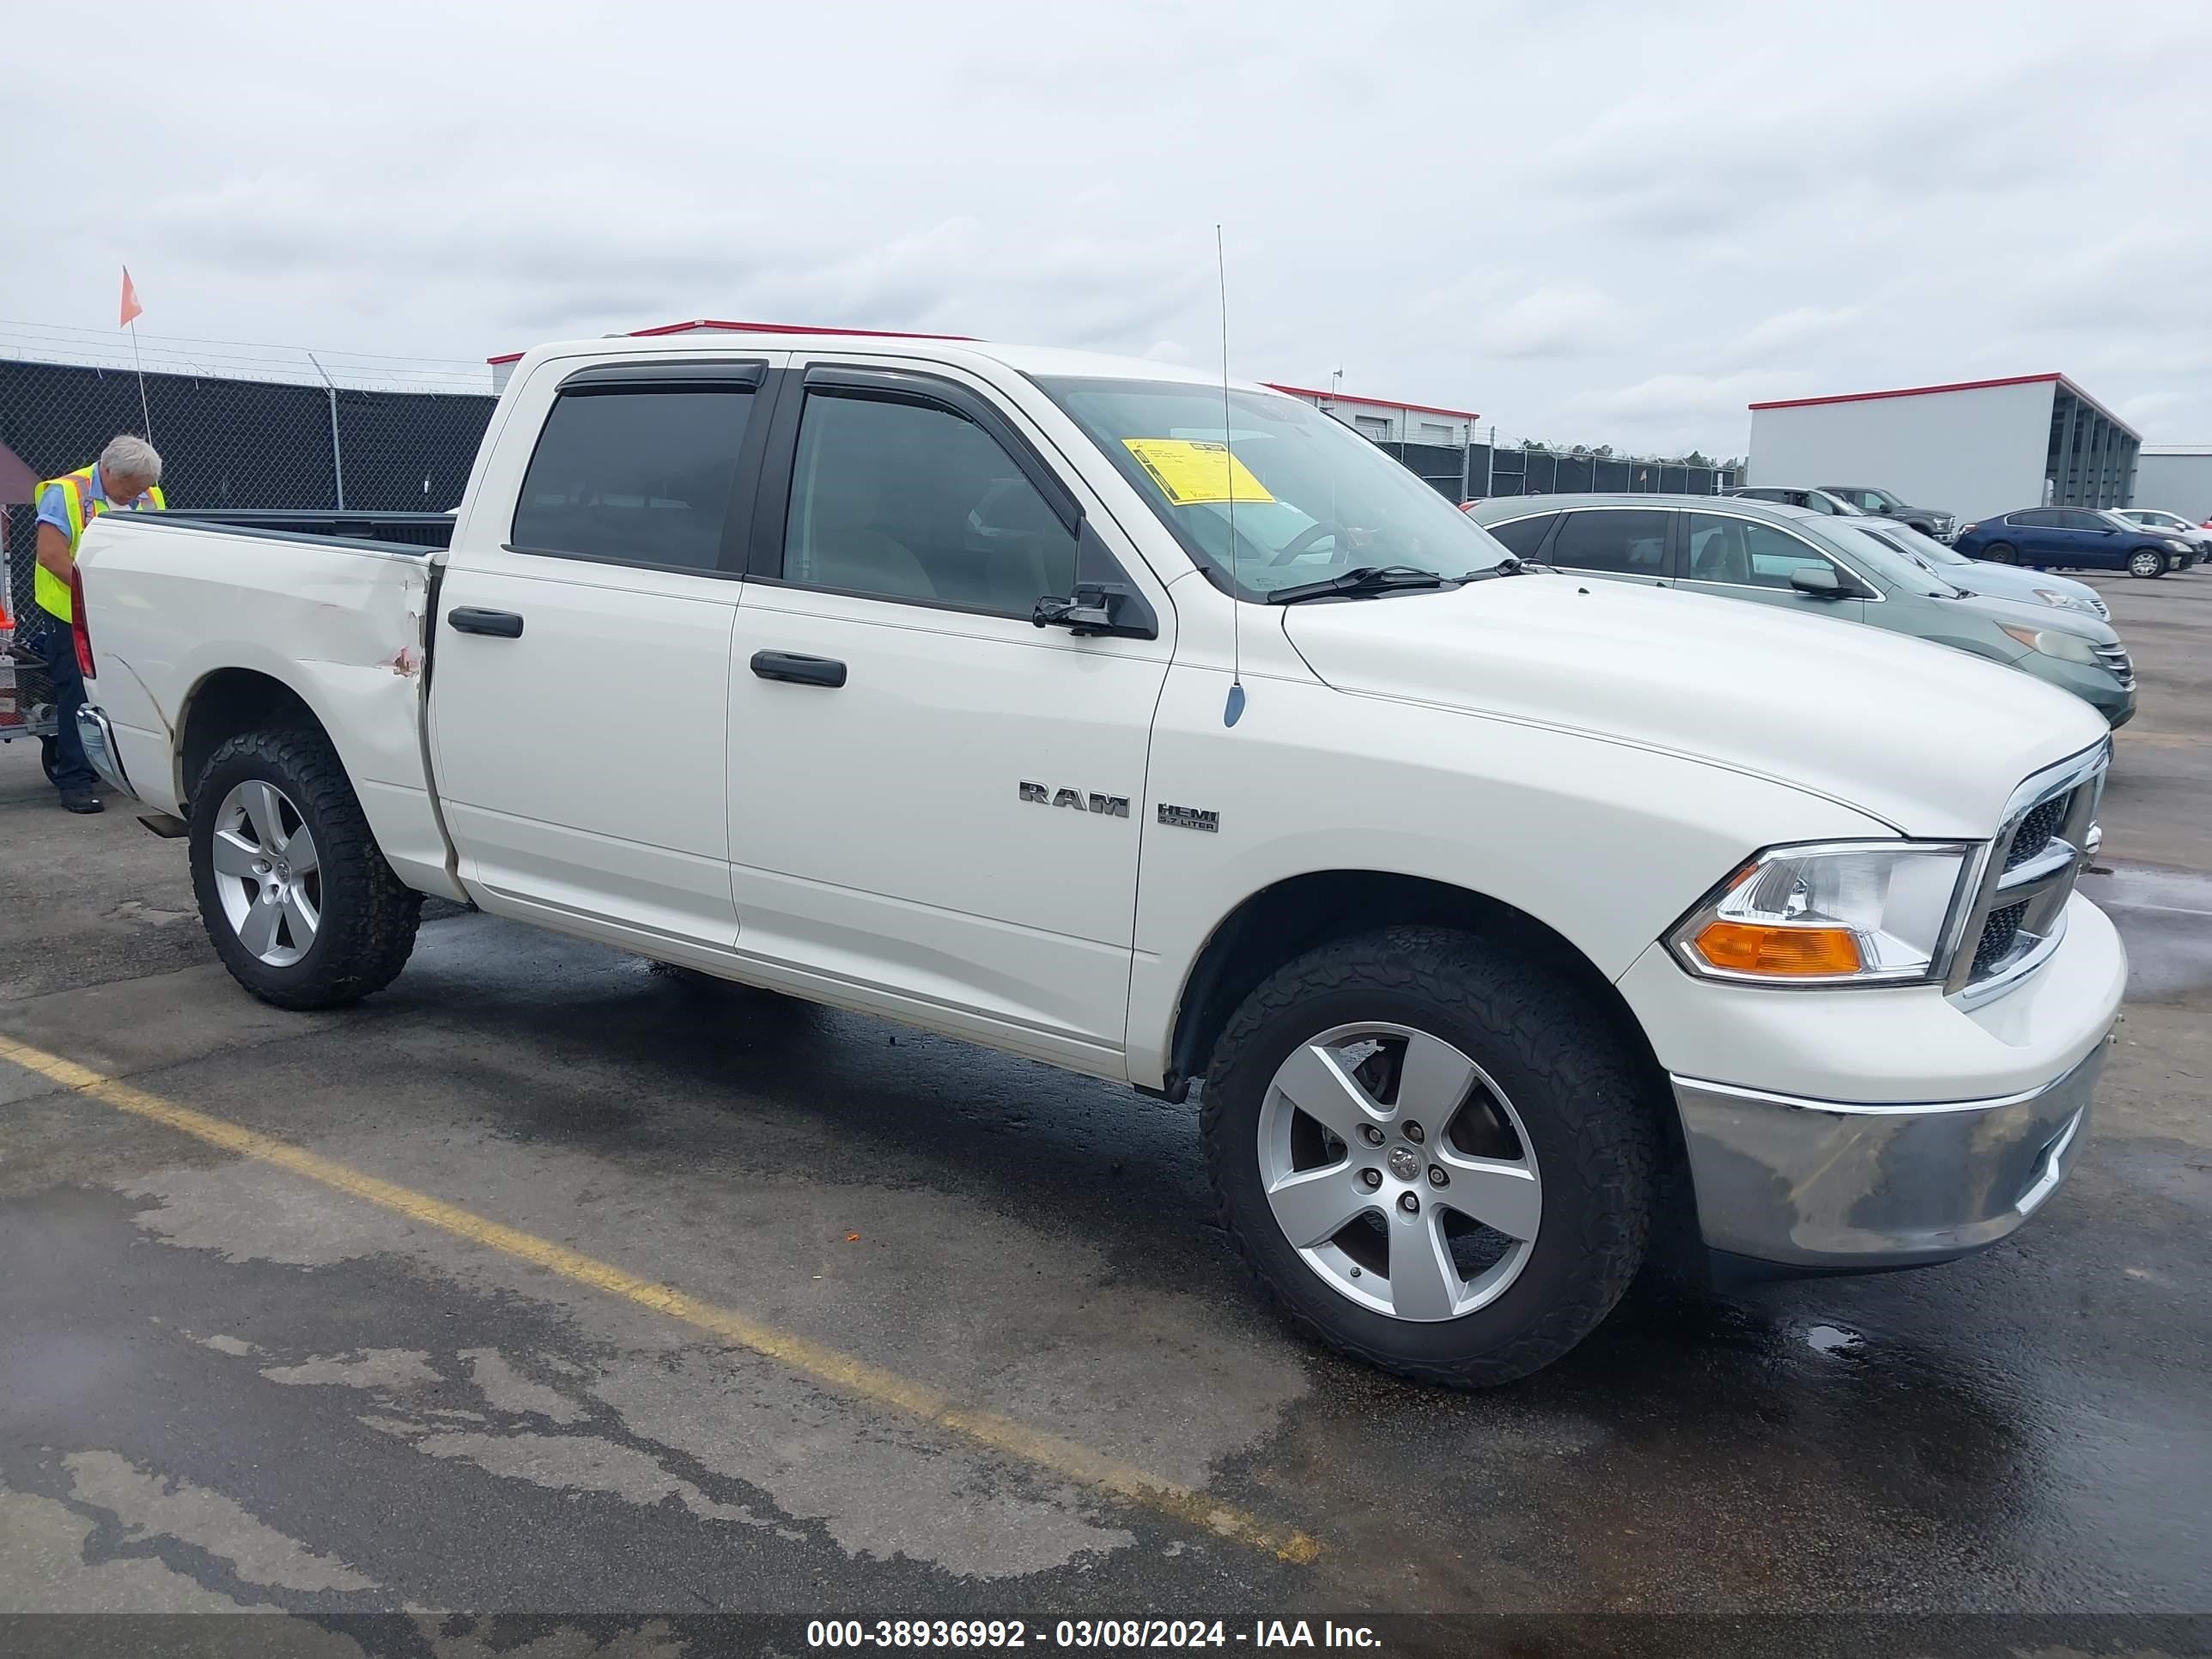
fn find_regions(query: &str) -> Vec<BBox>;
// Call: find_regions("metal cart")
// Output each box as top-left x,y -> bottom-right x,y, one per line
1,506 -> 64,781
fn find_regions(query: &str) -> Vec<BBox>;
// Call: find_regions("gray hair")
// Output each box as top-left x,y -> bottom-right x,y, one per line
100,434 -> 163,484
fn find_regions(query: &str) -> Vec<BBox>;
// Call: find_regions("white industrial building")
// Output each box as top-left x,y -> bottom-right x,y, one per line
2135,445 -> 2212,520
1262,382 -> 1480,446
1746,373 -> 2140,525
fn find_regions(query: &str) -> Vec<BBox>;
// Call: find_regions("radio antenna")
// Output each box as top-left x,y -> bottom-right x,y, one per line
1218,224 -> 1246,728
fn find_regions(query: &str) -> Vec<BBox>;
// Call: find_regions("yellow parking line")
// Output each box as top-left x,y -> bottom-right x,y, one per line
0,1033 -> 1321,1565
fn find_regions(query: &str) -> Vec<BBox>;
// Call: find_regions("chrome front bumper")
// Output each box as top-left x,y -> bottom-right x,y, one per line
1672,1035 -> 2109,1270
75,705 -> 138,801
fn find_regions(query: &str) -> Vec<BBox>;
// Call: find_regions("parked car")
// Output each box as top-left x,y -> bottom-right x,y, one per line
1815,485 -> 1959,543
2110,507 -> 2212,561
1954,507 -> 2197,577
1726,485 -> 1864,518
1469,494 -> 2135,726
1851,518 -> 2110,619
69,333 -> 2125,1389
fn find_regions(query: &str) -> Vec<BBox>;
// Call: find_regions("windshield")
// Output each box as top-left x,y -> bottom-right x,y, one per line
1038,377 -> 1510,598
1843,486 -> 1903,513
1820,522 -> 1962,596
1859,520 -> 1967,567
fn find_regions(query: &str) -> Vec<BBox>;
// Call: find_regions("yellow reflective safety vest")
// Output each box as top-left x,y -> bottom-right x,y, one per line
32,465 -> 166,623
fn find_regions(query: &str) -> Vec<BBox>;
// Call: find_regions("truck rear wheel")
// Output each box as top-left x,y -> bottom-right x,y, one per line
1201,927 -> 1656,1388
189,726 -> 421,1009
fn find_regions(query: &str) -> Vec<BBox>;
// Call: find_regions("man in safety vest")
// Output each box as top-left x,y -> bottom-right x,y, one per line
31,434 -> 166,813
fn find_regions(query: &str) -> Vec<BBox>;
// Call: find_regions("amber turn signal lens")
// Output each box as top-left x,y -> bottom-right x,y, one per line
1693,921 -> 1863,976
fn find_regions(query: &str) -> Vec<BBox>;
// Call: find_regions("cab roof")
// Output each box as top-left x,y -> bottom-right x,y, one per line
506,329 -> 1274,398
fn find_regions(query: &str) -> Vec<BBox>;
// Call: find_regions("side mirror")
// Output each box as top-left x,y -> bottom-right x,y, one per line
1033,520 -> 1159,639
1034,582 -> 1148,637
1789,566 -> 1847,599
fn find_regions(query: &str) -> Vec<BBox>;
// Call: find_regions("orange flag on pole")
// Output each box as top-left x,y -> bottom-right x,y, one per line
119,267 -> 143,327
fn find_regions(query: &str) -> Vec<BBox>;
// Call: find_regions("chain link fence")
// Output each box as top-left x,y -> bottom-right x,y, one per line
2,343 -> 492,757
1370,434 -> 1740,502
2,353 -> 495,632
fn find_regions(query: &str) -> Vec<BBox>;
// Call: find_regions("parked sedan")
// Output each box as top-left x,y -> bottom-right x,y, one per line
2111,507 -> 2212,561
1470,494 -> 2136,726
1954,507 -> 2196,577
1851,518 -> 2111,618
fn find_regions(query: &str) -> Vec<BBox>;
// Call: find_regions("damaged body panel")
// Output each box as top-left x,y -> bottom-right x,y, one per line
68,518 -> 463,901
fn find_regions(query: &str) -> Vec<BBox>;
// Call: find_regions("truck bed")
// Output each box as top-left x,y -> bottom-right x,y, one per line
73,512 -> 459,898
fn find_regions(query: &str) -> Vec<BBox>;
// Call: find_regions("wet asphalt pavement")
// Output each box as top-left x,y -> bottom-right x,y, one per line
1,572 -> 2208,1656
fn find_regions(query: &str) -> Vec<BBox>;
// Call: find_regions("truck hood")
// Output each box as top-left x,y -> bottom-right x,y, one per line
1279,574 -> 2107,839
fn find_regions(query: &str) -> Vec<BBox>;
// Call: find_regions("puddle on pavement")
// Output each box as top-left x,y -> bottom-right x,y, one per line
2079,863 -> 2212,1000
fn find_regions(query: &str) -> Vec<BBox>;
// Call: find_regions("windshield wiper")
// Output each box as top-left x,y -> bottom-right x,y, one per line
1461,556 -> 1540,580
1266,565 -> 1457,605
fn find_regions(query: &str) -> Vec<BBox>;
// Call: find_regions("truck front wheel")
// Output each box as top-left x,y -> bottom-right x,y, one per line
188,726 -> 422,1009
1202,927 -> 1657,1388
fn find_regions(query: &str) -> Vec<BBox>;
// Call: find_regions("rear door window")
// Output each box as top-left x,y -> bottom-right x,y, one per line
512,381 -> 757,571
1547,509 -> 1669,576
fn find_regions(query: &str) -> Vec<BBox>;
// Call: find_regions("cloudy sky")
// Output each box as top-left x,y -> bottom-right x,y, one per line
11,0 -> 2210,457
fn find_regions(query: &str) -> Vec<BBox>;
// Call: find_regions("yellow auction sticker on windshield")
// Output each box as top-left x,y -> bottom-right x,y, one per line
1122,439 -> 1275,506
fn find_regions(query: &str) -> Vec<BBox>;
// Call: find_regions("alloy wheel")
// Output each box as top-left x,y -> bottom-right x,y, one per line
210,780 -> 322,966
1255,1022 -> 1540,1321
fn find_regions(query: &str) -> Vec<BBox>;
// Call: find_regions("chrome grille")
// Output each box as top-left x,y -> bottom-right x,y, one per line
2094,641 -> 2133,687
1945,742 -> 2109,1005
2004,795 -> 2071,872
1972,902 -> 2028,976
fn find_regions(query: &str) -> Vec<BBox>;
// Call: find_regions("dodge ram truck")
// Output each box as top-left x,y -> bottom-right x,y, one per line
66,331 -> 2125,1387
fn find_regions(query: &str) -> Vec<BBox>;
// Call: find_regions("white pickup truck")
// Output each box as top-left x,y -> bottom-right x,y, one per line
69,331 -> 2124,1387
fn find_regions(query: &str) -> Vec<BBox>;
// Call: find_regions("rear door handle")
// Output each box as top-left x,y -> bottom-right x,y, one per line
449,607 -> 524,638
750,650 -> 847,688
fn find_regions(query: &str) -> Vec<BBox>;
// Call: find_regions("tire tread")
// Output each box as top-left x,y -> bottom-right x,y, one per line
190,726 -> 421,1009
1200,925 -> 1657,1388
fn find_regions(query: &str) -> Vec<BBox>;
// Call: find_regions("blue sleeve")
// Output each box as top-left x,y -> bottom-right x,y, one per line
34,482 -> 72,535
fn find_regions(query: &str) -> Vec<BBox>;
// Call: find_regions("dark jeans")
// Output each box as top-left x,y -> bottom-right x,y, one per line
32,620 -> 94,793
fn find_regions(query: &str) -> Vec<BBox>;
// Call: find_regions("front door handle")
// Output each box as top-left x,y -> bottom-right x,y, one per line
449,607 -> 525,638
750,650 -> 847,688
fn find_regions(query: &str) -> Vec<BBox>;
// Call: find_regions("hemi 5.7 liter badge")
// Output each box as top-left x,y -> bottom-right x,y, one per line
1158,804 -> 1219,833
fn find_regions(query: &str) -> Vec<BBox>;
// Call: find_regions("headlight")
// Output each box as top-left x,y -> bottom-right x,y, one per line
2000,623 -> 2101,665
1669,842 -> 1974,985
2029,586 -> 2099,614
2165,538 -> 2191,553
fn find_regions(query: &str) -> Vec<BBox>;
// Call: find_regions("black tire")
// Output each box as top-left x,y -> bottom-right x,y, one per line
40,735 -> 60,783
1201,926 -> 1658,1388
2128,548 -> 2166,579
189,726 -> 421,1009
1982,542 -> 2019,565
